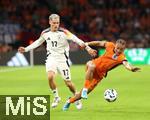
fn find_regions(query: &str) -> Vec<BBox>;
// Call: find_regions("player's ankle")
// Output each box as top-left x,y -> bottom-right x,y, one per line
52,88 -> 59,98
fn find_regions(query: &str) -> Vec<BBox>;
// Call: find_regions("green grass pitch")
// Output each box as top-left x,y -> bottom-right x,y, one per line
0,65 -> 150,120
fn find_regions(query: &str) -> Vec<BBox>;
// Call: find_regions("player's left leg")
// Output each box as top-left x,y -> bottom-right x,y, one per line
64,80 -> 76,94
64,80 -> 82,110
58,64 -> 76,94
58,62 -> 82,110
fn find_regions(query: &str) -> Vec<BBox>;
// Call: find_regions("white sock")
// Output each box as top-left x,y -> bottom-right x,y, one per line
52,88 -> 59,98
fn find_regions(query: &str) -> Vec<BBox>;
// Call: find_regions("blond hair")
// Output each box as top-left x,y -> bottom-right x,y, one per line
49,14 -> 60,20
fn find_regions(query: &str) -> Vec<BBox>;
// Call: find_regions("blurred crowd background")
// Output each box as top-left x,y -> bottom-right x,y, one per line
0,0 -> 150,52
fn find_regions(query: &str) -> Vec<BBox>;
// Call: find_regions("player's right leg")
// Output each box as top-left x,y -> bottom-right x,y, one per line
81,61 -> 96,99
46,58 -> 61,108
47,71 -> 61,108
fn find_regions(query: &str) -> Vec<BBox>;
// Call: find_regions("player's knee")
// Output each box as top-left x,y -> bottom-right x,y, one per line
47,72 -> 55,81
87,62 -> 95,72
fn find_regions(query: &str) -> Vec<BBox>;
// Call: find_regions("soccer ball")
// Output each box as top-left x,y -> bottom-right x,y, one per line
104,89 -> 117,102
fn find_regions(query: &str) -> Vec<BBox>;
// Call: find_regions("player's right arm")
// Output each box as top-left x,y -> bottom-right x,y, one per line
123,61 -> 141,72
18,36 -> 45,53
85,41 -> 107,47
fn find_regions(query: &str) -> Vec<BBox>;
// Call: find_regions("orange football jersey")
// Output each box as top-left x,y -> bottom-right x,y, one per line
93,42 -> 126,78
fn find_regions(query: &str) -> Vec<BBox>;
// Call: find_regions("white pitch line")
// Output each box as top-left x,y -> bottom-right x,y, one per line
0,67 -> 32,73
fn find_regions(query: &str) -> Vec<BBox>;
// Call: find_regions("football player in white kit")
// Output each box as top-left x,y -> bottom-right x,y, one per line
18,14 -> 97,109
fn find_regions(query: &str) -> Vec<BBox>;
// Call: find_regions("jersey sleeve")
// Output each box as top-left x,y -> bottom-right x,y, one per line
120,54 -> 127,63
61,28 -> 84,46
105,42 -> 115,51
25,36 -> 45,52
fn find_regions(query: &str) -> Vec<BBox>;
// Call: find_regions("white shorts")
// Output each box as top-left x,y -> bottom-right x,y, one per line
45,57 -> 71,81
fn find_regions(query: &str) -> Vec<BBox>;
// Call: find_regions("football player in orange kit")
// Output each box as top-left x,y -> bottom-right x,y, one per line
63,39 -> 141,111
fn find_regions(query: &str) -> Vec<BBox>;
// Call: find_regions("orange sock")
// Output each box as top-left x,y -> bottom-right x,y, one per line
69,97 -> 76,103
84,79 -> 91,89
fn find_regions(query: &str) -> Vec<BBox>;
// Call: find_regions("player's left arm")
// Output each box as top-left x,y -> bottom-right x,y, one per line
64,29 -> 97,57
123,61 -> 141,72
85,41 -> 107,47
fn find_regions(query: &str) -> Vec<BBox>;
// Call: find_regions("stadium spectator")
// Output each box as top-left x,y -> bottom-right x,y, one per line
0,0 -> 150,53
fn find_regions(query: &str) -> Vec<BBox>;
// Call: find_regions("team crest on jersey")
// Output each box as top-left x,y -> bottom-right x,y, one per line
47,37 -> 51,40
58,35 -> 61,40
112,54 -> 118,60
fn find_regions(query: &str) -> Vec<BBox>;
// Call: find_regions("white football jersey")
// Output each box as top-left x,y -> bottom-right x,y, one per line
25,27 -> 84,60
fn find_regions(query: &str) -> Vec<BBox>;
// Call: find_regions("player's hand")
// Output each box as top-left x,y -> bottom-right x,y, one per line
18,47 -> 25,53
131,67 -> 141,72
88,49 -> 97,57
